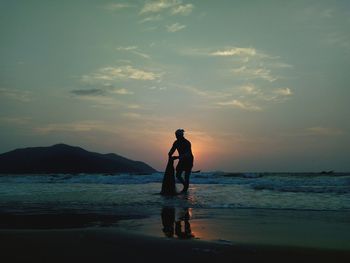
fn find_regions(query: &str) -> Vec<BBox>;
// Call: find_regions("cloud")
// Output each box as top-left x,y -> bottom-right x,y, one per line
178,82 -> 292,111
176,85 -> 256,112
103,66 -> 156,80
181,85 -> 230,99
82,65 -> 160,83
140,0 -> 194,18
0,88 -> 32,102
104,3 -> 134,11
210,47 -> 257,57
178,48 -> 209,56
182,46 -> 294,86
171,4 -> 193,15
127,104 -> 141,109
232,66 -> 277,82
217,99 -> 262,111
273,88 -> 292,96
140,0 -> 180,14
268,62 -> 294,69
182,47 -> 290,74
305,127 -> 345,136
239,84 -> 292,100
139,14 -> 162,23
120,66 -> 159,80
167,44 -> 293,112
116,46 -> 151,59
71,88 -> 105,96
239,84 -> 293,102
180,46 -> 261,58
111,88 -> 134,95
131,50 -> 151,59
166,23 -> 186,32
72,87 -> 134,97
116,46 -> 138,51
240,84 -> 260,95
70,86 -> 134,109
149,86 -> 167,91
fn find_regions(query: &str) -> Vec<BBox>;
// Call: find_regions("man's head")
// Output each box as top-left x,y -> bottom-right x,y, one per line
175,129 -> 185,139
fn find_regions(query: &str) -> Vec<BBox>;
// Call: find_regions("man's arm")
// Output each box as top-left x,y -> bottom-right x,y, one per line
168,142 -> 177,157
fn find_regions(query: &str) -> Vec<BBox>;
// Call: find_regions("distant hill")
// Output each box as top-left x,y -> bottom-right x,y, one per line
0,144 -> 157,174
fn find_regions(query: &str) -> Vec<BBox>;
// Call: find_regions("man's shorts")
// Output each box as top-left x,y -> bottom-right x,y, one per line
176,158 -> 193,173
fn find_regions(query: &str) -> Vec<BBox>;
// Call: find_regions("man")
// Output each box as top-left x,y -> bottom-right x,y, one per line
168,129 -> 194,193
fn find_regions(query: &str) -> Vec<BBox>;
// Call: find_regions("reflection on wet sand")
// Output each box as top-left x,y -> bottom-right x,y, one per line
161,207 -> 175,237
161,207 -> 194,239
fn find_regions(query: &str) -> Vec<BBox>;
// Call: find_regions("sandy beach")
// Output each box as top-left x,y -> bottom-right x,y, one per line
1,227 -> 350,263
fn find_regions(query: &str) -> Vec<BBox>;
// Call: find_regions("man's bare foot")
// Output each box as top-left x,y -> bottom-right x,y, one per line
180,188 -> 188,193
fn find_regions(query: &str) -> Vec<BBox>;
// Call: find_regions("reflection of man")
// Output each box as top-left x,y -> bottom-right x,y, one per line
161,207 -> 175,237
175,208 -> 194,239
161,207 -> 194,239
168,129 -> 194,193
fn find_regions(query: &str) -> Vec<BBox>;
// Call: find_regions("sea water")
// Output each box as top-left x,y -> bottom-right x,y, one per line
1,172 -> 350,249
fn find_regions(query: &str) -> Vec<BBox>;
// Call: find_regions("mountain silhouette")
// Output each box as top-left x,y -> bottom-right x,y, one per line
0,143 -> 157,174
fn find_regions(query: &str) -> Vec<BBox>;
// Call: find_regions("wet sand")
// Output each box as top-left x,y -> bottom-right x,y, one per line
1,208 -> 350,263
1,227 -> 350,263
1,206 -> 349,263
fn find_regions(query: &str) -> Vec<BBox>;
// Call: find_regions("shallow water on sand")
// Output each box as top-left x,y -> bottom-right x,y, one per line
1,172 -> 349,212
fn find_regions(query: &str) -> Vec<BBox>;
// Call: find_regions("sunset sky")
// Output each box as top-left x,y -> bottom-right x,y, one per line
1,0 -> 349,172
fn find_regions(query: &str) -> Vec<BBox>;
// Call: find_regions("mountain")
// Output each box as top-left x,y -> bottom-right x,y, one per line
0,144 -> 157,174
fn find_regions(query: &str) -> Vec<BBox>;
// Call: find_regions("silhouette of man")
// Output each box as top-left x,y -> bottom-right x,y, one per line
168,129 -> 194,193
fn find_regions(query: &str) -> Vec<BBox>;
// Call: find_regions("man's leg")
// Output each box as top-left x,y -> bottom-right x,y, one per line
176,170 -> 185,187
183,170 -> 191,192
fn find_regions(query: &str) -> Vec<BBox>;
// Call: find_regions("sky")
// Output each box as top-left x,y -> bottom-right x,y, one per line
1,0 -> 350,172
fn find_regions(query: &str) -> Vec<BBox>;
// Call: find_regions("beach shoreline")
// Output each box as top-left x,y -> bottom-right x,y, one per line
1,175 -> 349,262
1,227 -> 350,263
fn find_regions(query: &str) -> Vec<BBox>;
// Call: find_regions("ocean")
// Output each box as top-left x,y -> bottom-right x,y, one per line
1,172 -> 350,249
